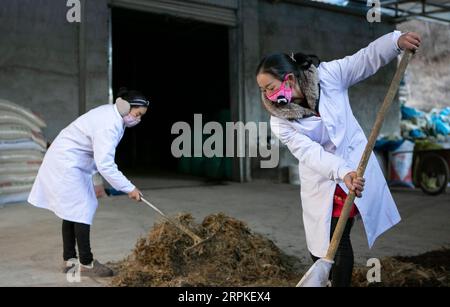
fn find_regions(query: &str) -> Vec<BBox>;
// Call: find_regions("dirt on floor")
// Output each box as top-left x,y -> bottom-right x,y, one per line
111,213 -> 304,287
352,248 -> 450,287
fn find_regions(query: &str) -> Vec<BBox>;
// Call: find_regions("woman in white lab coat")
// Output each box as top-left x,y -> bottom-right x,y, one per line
28,88 -> 149,277
256,31 -> 421,286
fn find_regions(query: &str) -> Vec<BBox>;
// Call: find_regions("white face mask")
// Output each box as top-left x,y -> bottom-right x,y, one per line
123,114 -> 141,128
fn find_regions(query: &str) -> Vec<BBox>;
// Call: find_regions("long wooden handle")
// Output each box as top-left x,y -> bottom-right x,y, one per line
325,51 -> 413,261
141,197 -> 203,244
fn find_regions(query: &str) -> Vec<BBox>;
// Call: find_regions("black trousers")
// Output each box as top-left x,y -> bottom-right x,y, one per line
62,220 -> 93,266
311,217 -> 354,287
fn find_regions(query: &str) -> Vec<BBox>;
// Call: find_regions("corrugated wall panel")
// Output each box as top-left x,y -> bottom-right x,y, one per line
109,0 -> 238,26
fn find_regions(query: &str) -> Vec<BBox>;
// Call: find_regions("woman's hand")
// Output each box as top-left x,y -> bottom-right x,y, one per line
398,32 -> 421,52
344,171 -> 365,198
128,188 -> 142,202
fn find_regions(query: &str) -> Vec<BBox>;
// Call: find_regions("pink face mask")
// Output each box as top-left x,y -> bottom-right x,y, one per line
123,114 -> 141,128
266,75 -> 293,105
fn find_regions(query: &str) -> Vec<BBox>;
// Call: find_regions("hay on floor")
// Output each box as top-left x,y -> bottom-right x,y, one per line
352,248 -> 450,287
111,213 -> 303,287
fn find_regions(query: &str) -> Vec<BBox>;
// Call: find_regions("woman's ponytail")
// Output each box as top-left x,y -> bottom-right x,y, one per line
292,53 -> 321,70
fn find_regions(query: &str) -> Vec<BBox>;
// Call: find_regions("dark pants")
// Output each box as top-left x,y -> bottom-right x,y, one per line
62,220 -> 93,266
311,217 -> 354,287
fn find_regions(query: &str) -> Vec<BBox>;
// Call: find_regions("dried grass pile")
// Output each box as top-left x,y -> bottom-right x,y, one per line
111,213 -> 303,287
352,248 -> 450,287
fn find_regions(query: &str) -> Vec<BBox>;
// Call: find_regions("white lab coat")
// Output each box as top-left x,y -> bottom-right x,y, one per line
28,104 -> 135,225
271,31 -> 403,258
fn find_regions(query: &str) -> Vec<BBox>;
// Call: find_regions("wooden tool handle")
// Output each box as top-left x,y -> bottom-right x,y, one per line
141,197 -> 203,244
325,51 -> 413,261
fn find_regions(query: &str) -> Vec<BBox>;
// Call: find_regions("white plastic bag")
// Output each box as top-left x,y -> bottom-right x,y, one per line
389,140 -> 415,188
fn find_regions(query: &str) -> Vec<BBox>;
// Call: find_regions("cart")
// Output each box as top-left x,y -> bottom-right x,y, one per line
384,139 -> 450,196
412,145 -> 450,195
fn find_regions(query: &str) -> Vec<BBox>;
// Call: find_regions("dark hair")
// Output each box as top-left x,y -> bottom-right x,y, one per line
117,87 -> 149,108
255,53 -> 320,81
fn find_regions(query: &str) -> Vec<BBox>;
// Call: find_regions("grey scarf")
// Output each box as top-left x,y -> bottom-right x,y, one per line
261,64 -> 320,120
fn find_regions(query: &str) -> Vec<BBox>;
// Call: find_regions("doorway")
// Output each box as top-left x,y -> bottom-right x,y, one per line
112,7 -> 232,180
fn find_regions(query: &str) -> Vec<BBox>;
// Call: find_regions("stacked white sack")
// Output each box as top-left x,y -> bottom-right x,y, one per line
0,99 -> 47,205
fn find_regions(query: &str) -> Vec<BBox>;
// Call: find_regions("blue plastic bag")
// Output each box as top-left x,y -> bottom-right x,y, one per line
375,137 -> 404,152
401,105 -> 424,120
440,107 -> 450,117
409,129 -> 427,139
434,117 -> 450,135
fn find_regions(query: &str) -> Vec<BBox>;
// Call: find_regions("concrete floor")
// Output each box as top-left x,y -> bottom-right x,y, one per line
0,175 -> 449,287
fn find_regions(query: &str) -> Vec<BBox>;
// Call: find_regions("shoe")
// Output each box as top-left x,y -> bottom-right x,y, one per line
62,259 -> 78,274
80,260 -> 114,277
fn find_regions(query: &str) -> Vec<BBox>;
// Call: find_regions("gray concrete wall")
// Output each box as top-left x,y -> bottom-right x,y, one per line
0,0 -> 108,141
0,0 -> 399,180
253,1 -> 400,174
85,0 -> 109,112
